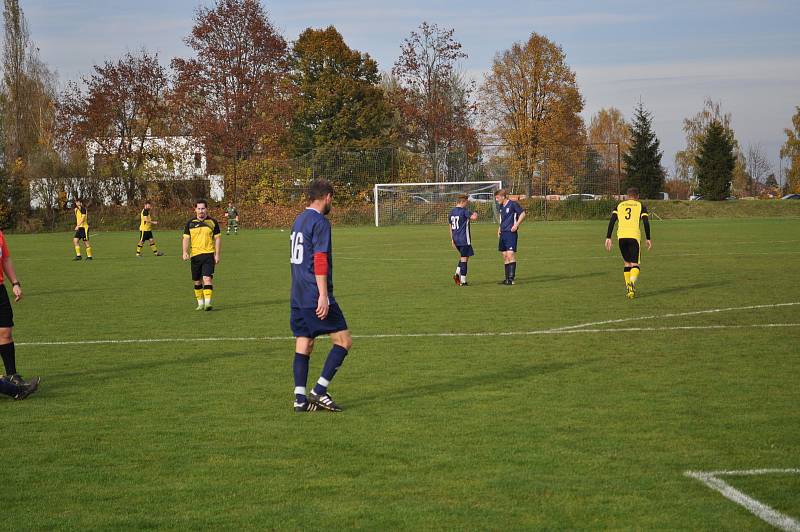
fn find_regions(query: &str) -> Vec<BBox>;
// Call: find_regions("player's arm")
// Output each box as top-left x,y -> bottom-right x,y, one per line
314,254 -> 329,320
641,206 -> 652,250
511,209 -> 526,231
2,253 -> 22,302
470,211 -> 478,221
605,211 -> 618,251
213,220 -> 221,263
182,221 -> 191,260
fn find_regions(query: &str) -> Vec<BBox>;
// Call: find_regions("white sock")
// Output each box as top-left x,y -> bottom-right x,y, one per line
461,275 -> 467,283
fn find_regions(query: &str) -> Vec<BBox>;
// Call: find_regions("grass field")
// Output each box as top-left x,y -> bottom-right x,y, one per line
4,217 -> 800,529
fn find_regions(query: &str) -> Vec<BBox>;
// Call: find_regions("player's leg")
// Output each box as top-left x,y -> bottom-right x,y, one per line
507,250 -> 517,284
226,221 -> 230,235
202,275 -> 214,310
149,237 -> 162,256
83,234 -> 93,259
136,232 -> 145,256
459,257 -> 469,285
309,305 -> 351,412
453,255 -> 462,286
191,257 -> 205,310
293,334 -> 315,411
233,220 -> 238,234
73,234 -> 82,259
0,290 -> 37,390
629,241 -> 641,292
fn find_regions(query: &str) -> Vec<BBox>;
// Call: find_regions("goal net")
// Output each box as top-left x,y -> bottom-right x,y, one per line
374,181 -> 503,226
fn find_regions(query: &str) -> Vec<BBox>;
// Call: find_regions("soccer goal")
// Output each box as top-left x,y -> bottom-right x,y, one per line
373,181 -> 503,227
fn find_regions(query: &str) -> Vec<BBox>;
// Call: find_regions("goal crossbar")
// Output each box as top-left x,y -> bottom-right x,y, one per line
373,181 -> 503,227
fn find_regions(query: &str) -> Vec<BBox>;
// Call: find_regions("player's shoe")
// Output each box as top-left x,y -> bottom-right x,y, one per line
625,282 -> 635,299
204,304 -> 213,311
7,373 -> 29,386
460,282 -> 469,286
294,401 -> 319,412
309,391 -> 342,412
136,254 -> 142,258
86,257 -> 93,260
498,279 -> 508,285
12,376 -> 40,400
73,256 -> 82,261
452,274 -> 461,286
155,252 -> 164,256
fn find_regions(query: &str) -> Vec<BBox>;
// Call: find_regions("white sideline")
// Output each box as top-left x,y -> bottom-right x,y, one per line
551,302 -> 800,331
685,469 -> 800,531
16,323 -> 800,347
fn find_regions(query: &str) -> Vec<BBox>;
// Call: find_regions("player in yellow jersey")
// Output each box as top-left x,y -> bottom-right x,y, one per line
182,199 -> 221,311
604,187 -> 652,299
136,200 -> 164,257
72,199 -> 93,261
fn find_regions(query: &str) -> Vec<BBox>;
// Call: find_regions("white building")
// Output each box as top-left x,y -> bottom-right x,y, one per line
86,133 -> 207,179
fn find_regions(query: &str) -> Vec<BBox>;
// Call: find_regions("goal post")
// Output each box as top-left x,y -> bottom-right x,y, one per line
373,181 -> 503,227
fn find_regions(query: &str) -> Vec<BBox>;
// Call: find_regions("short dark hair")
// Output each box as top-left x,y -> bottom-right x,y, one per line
143,199 -> 151,205
626,187 -> 640,197
494,189 -> 507,198
308,179 -> 334,201
457,194 -> 468,202
195,198 -> 208,207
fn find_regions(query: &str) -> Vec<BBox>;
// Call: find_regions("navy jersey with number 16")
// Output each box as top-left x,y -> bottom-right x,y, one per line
290,208 -> 335,308
449,207 -> 473,246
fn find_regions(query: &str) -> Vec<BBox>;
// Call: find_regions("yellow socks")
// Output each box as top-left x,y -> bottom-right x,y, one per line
86,246 -> 93,258
136,244 -> 143,256
194,287 -> 204,305
630,266 -> 640,285
624,267 -> 631,285
74,246 -> 81,257
203,286 -> 213,307
150,243 -> 159,254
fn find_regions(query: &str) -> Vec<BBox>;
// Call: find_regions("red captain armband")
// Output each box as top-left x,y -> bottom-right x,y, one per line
313,252 -> 329,275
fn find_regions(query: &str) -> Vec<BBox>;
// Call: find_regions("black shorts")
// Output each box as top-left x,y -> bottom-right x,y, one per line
74,228 -> 89,240
456,245 -> 474,258
0,285 -> 14,328
139,231 -> 154,241
618,238 -> 640,263
290,303 -> 348,338
190,253 -> 215,281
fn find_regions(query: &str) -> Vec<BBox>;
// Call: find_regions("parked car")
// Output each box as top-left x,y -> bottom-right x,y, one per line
781,193 -> 800,200
689,194 -> 703,201
564,193 -> 596,201
467,192 -> 495,203
656,192 -> 669,200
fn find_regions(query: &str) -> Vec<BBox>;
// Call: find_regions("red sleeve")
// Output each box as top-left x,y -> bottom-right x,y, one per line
313,252 -> 329,275
0,233 -> 8,259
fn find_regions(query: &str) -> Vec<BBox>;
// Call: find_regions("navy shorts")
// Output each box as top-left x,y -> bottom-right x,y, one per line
498,232 -> 518,252
291,302 -> 348,338
456,245 -> 474,258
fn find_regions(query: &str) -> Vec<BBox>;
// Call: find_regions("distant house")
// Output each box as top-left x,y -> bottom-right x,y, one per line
86,133 -> 207,179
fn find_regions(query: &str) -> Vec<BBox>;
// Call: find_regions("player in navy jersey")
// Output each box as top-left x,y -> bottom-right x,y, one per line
494,189 -> 526,285
449,195 -> 478,286
289,179 -> 352,413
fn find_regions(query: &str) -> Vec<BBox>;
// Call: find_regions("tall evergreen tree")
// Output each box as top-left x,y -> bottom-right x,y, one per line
623,103 -> 665,198
695,120 -> 735,200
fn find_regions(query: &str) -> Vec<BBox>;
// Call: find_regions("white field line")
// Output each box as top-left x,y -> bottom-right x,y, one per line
15,323 -> 800,347
685,469 -> 800,531
550,302 -> 800,331
335,250 -> 800,262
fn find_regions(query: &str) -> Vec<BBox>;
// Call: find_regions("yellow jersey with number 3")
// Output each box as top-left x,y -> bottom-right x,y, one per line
612,200 -> 648,241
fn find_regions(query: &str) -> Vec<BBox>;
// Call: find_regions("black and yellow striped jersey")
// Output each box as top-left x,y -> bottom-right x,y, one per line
183,217 -> 221,256
139,209 -> 152,231
75,206 -> 88,229
611,200 -> 649,241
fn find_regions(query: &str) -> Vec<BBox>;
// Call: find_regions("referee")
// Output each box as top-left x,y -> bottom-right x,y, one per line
0,229 -> 40,400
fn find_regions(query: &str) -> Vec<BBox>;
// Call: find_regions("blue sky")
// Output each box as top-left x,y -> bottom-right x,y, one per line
24,0 -> 800,177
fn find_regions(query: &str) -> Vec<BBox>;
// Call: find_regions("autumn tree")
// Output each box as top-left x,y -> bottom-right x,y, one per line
587,107 -> 629,187
391,22 -> 478,159
696,120 -> 735,200
479,32 -> 585,194
743,143 -> 772,196
623,103 -> 665,199
781,106 -> 800,194
289,26 -> 393,155
1,0 -> 58,226
60,50 -> 171,203
172,0 -> 292,200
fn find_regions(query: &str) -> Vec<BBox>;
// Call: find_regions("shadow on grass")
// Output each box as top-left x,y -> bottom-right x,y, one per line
351,358 -> 597,409
514,271 -> 606,284
216,299 -> 286,311
636,280 -> 731,298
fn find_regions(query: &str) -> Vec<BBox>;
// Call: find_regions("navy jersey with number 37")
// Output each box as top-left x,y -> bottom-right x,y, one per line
449,207 -> 473,246
290,208 -> 334,308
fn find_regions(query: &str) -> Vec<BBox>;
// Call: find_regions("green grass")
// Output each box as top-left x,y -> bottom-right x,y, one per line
4,217 -> 800,529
